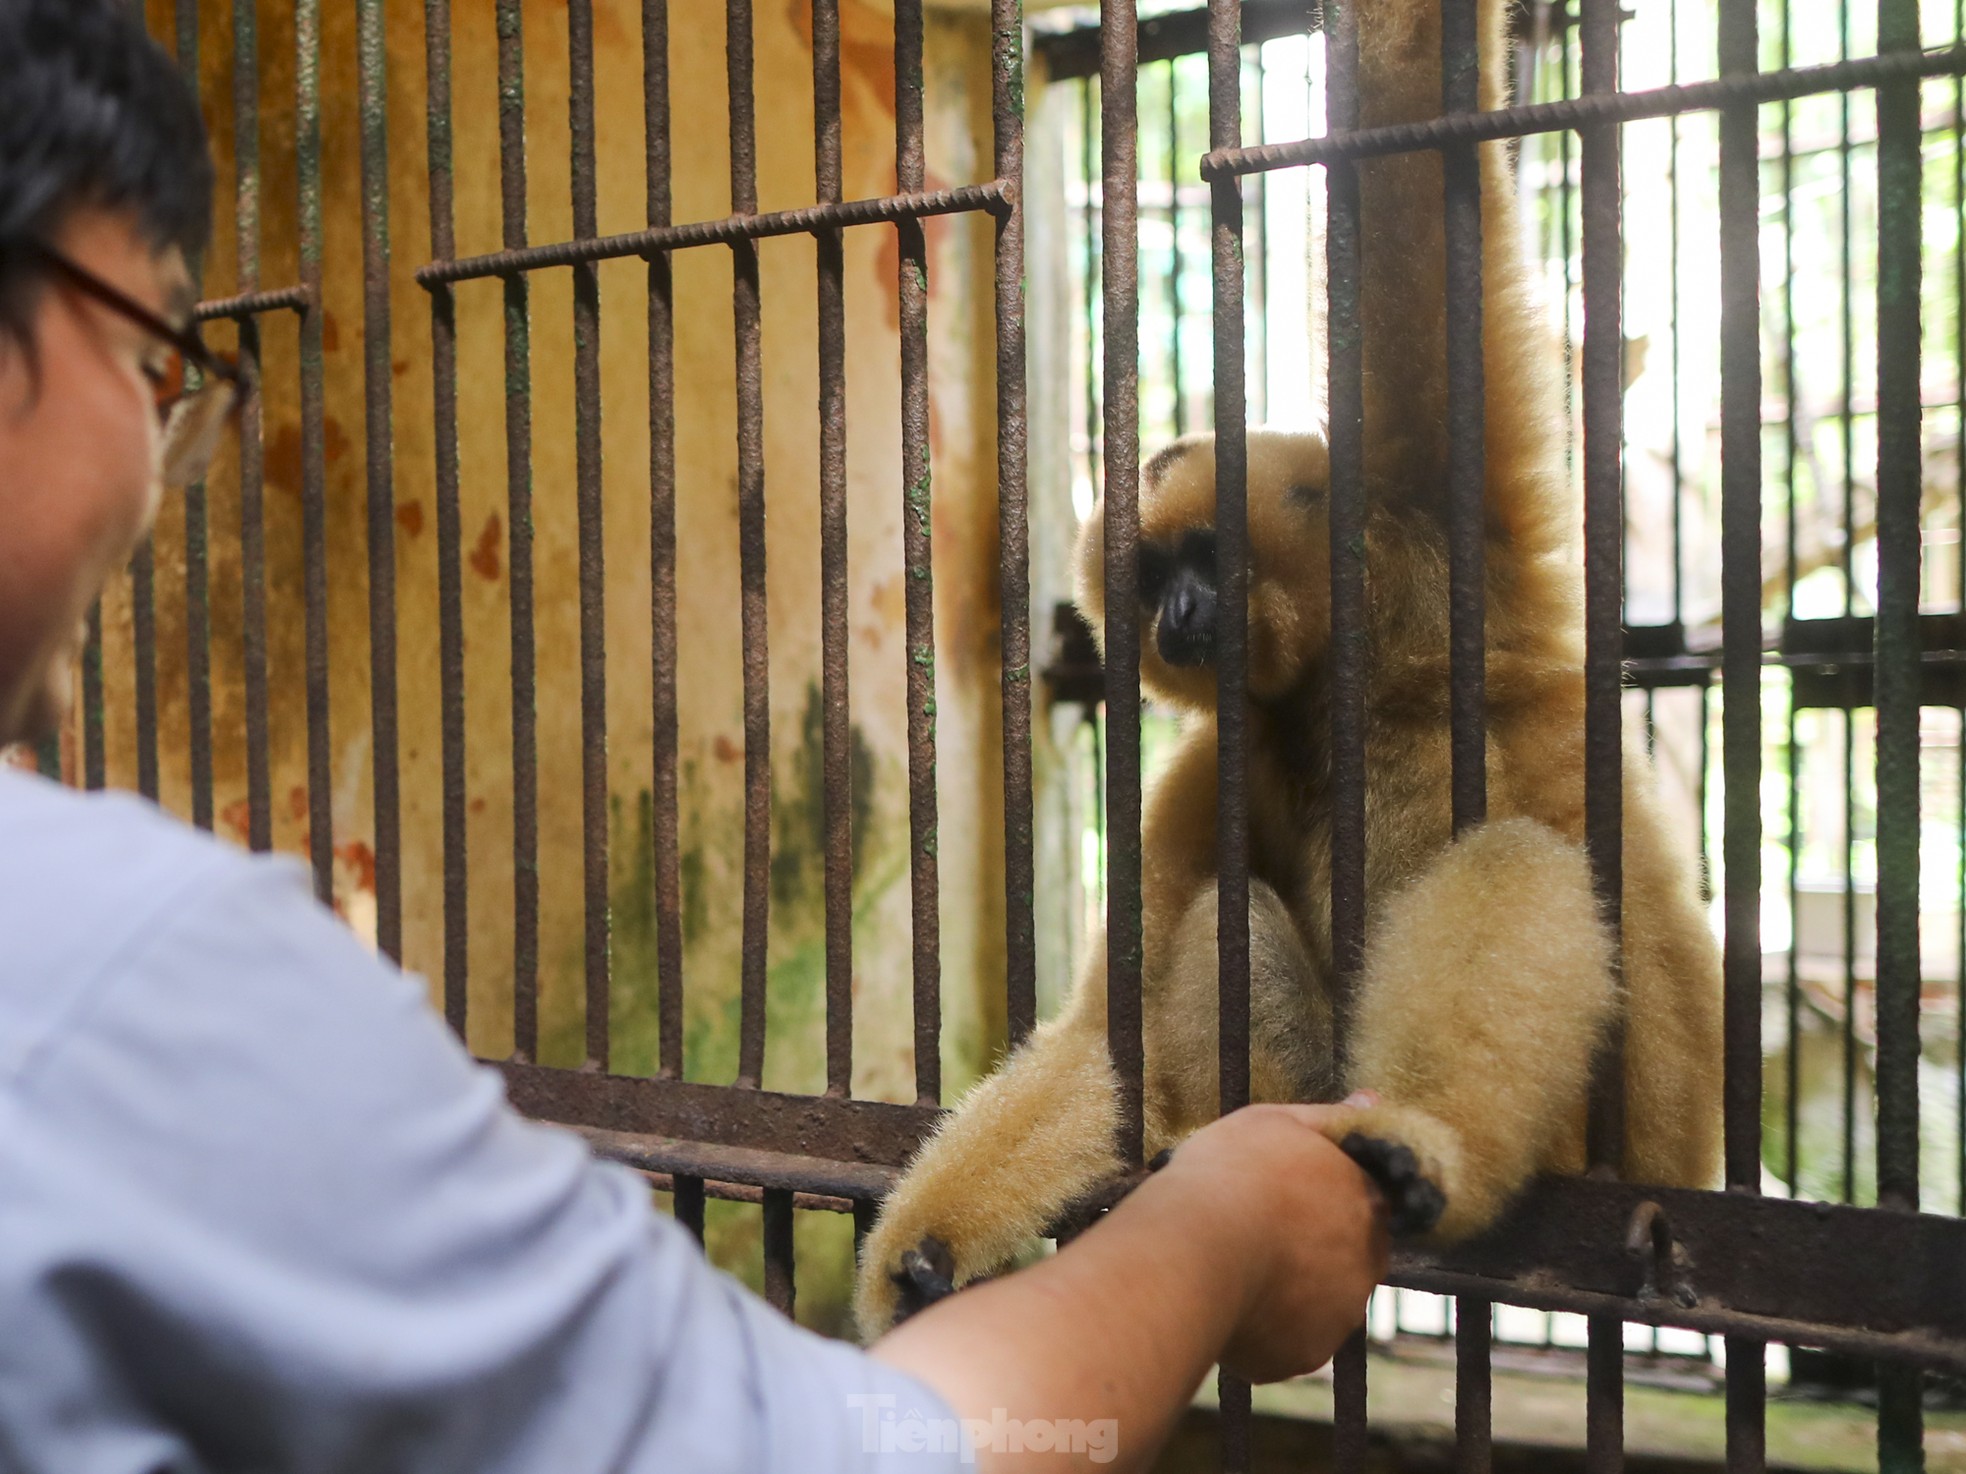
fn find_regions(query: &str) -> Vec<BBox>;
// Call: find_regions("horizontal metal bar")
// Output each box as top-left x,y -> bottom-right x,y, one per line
192,284 -> 310,321
625,1168 -> 857,1215
1398,1178 -> 1966,1368
497,1062 -> 940,1167
1035,0 -> 1319,81
573,1125 -> 895,1201
415,182 -> 1011,286
1203,45 -> 1966,177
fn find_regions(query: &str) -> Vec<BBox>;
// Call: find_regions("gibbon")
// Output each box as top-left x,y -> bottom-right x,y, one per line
854,0 -> 1722,1338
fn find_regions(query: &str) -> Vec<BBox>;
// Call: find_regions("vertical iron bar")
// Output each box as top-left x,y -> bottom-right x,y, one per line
1874,0 -> 1928,1450
995,0 -> 1037,1051
499,0 -> 539,1061
1329,1 -> 1369,1462
82,607 -> 104,791
763,1189 -> 796,1317
1333,1330 -> 1370,1474
1209,6 -> 1250,1464
425,0 -> 467,1036
1718,0 -> 1762,1197
1780,0 -> 1798,1199
1586,1316 -> 1623,1474
570,0 -> 609,1069
648,0 -> 682,1079
297,0 -> 332,903
1102,0 -> 1144,1164
896,0 -> 942,1108
674,1175 -> 706,1243
1443,0 -> 1485,839
814,0 -> 852,1097
1727,1338 -> 1768,1474
1457,1300 -> 1493,1474
1957,0 -> 1966,1227
1083,78 -> 1102,500
131,544 -> 159,803
176,1 -> 213,832
357,0 -> 401,962
1168,60 -> 1185,439
235,0 -> 270,852
1326,0 -> 1365,1066
1667,0 -> 1682,628
1579,0 -> 1624,1175
1874,0 -> 1923,1222
729,0 -> 770,1088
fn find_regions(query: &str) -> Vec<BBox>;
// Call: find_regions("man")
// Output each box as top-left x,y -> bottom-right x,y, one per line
0,3 -> 1387,1470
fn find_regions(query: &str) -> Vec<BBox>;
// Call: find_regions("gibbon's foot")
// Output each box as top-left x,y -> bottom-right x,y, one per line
889,1235 -> 958,1325
1147,1146 -> 1176,1172
1340,1132 -> 1447,1238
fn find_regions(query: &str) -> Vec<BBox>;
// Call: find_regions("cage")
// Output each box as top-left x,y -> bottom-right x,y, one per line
32,0 -> 1966,1467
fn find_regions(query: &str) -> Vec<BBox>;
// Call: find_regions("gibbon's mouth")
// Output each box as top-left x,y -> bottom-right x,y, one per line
1156,610 -> 1215,667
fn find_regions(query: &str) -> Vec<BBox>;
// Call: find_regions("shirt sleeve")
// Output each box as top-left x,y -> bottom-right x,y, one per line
1,853 -> 964,1474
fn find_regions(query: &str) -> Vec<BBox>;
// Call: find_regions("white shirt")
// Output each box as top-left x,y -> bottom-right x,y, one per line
0,766 -> 960,1473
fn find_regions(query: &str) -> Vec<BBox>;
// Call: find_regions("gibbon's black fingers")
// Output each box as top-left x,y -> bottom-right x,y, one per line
1340,1132 -> 1448,1239
1157,564 -> 1217,668
891,1236 -> 959,1324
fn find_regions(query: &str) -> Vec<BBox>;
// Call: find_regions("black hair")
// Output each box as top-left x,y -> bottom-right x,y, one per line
0,0 -> 213,347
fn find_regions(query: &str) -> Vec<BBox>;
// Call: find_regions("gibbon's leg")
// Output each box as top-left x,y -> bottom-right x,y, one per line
852,958 -> 1121,1340
1146,880 -> 1338,1143
1318,818 -> 1617,1239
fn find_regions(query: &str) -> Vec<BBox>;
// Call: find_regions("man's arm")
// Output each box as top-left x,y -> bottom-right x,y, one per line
872,1105 -> 1389,1473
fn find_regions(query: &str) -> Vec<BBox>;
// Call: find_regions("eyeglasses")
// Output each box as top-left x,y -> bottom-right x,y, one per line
12,239 -> 247,488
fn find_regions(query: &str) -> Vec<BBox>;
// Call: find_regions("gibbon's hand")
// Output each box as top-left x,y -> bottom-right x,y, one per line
1154,1102 -> 1390,1384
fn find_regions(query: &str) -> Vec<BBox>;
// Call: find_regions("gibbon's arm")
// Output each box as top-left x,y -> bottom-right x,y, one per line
1322,818 -> 1617,1238
1359,0 -> 1571,555
872,1105 -> 1388,1473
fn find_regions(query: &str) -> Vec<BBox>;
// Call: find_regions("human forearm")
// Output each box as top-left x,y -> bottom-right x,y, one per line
869,1107 -> 1386,1472
869,1171 -> 1249,1472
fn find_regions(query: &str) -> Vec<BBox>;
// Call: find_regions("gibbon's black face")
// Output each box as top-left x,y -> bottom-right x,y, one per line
1139,529 -> 1219,669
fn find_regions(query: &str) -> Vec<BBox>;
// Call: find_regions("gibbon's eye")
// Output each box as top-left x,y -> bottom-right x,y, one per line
1180,529 -> 1217,578
1138,541 -> 1174,610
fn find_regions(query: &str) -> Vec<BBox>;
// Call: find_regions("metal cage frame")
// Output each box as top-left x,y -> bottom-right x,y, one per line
76,0 -> 1966,1468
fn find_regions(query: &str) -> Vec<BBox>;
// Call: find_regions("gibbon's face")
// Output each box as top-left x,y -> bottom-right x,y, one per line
1074,429 -> 1334,713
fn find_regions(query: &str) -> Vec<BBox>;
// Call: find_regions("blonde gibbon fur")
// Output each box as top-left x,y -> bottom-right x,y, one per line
853,0 -> 1721,1338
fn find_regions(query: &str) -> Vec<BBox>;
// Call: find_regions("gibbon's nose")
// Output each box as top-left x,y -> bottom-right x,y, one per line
1157,571 -> 1216,667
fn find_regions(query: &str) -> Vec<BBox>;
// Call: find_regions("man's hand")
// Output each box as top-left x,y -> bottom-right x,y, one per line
1153,1103 -> 1390,1383
872,1102 -> 1389,1471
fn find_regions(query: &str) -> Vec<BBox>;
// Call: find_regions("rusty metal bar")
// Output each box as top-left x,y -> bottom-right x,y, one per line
763,1188 -> 796,1316
1875,0 -> 1926,1459
1328,0 -> 1368,1464
1206,46 -> 1966,176
570,0 -> 610,1069
175,0 -> 212,833
1718,0 -> 1761,1197
296,0 -> 331,904
1726,1337 -> 1767,1474
415,187 -> 1009,287
1326,0 -> 1366,1064
81,607 -> 104,791
192,284 -> 308,321
1457,1299 -> 1492,1474
1208,0 -> 1249,1121
1333,1330 -> 1369,1473
1874,0 -> 1923,1221
1585,1316 -> 1622,1474
578,1127 -> 897,1201
1443,0 -> 1484,838
995,0 -> 1037,1052
813,0 -> 852,1097
131,537 -> 158,803
674,1175 -> 706,1243
498,0 -> 540,1062
629,1170 -> 853,1217
896,0 -> 941,1109
357,0 -> 401,963
1101,0 -> 1144,1166
1207,10 -> 1251,1462
232,0 -> 270,854
425,0 -> 466,1035
647,0 -> 682,1080
729,0 -> 770,1089
1578,0 -> 1624,1176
